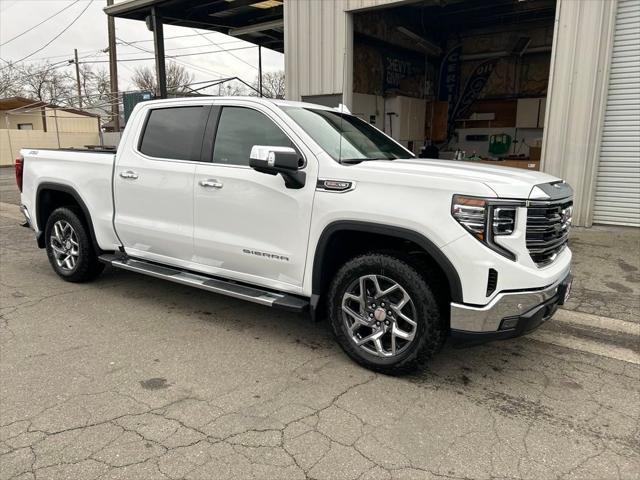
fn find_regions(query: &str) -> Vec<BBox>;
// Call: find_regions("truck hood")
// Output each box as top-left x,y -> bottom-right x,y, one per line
358,158 -> 561,199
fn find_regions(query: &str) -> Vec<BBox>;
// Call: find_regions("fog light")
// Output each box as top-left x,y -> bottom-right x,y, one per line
500,317 -> 519,330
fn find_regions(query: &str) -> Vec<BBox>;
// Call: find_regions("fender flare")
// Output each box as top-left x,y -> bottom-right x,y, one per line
311,220 -> 463,312
35,182 -> 101,253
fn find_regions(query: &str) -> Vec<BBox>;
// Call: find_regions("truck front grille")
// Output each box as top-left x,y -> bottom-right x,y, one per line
526,199 -> 573,267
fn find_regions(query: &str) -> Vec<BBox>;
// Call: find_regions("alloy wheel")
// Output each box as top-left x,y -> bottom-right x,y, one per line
50,220 -> 80,271
341,274 -> 417,357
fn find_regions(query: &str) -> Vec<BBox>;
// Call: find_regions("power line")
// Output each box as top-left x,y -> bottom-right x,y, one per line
118,32 -> 245,45
192,28 -> 257,70
121,41 -> 247,54
78,45 -> 258,63
19,40 -> 246,64
20,42 -> 220,65
13,37 -> 242,64
116,36 -> 230,79
4,34 -> 246,66
25,48 -> 104,63
0,0 -> 81,47
9,0 -> 95,65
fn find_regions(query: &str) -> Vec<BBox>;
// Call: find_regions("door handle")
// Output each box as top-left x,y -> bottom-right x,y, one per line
119,170 -> 139,179
199,179 -> 223,189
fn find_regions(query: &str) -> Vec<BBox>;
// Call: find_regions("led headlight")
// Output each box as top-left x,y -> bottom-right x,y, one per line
451,195 -> 521,260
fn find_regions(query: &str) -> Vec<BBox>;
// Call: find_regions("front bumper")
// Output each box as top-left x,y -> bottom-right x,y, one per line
450,272 -> 572,346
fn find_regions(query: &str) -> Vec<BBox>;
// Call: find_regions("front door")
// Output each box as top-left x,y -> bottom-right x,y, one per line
193,104 -> 317,293
114,105 -> 210,265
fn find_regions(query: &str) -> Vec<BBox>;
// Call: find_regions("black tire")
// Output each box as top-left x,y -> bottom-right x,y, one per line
328,253 -> 443,375
45,207 -> 104,283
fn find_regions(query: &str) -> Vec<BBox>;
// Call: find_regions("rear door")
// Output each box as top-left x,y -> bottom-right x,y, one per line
192,103 -> 317,292
114,104 -> 210,265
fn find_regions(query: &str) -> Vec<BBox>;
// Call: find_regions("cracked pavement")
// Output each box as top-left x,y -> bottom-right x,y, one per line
1,170 -> 639,480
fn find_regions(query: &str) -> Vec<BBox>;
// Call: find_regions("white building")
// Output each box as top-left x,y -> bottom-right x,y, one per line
1,96 -> 101,166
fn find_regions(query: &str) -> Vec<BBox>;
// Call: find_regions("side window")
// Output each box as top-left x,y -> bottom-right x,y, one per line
212,107 -> 292,166
139,106 -> 207,161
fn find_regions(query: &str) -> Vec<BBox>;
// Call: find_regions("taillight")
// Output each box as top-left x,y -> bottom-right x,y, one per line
15,155 -> 24,193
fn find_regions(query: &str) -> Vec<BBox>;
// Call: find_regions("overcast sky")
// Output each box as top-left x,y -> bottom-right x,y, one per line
0,0 -> 284,91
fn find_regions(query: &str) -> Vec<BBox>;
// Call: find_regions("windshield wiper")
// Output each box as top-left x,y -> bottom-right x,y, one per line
339,157 -> 394,165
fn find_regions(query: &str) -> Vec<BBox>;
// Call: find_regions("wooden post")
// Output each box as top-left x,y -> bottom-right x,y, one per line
106,0 -> 120,131
74,48 -> 83,108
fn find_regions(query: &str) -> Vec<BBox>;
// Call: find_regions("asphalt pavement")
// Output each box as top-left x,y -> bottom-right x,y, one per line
1,167 -> 638,480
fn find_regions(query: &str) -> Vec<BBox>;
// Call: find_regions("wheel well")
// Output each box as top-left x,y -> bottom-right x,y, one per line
36,186 -> 98,251
312,224 -> 461,323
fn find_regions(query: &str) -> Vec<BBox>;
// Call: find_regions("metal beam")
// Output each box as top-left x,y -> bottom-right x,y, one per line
188,0 -> 258,14
228,19 -> 283,37
150,7 -> 167,98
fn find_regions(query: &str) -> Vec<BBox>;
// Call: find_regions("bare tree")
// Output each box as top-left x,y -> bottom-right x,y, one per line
252,70 -> 285,99
0,61 -> 119,128
132,62 -> 195,95
0,62 -> 24,98
19,63 -> 74,105
216,80 -> 248,96
75,65 -> 114,119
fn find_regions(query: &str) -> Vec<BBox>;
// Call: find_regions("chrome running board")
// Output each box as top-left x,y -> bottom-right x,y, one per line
99,254 -> 309,313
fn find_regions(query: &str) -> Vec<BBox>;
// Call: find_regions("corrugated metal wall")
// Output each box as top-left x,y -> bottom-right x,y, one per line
284,0 -> 407,103
541,0 -> 618,227
592,0 -> 640,227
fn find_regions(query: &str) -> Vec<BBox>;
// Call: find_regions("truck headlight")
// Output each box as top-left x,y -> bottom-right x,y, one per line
451,195 -> 521,260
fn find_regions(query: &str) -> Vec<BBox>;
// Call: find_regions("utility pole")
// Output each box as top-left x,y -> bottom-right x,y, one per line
73,49 -> 82,109
106,0 -> 120,131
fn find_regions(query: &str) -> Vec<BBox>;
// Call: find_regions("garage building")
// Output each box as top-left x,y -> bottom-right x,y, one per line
106,0 -> 639,228
285,0 -> 639,228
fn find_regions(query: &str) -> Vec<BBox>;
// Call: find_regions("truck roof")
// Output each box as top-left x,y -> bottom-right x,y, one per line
138,96 -> 339,112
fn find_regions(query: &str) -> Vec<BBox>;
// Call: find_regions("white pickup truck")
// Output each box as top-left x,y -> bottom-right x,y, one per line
17,97 -> 573,374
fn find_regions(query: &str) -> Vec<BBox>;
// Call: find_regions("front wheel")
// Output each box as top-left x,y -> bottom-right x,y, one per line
328,253 -> 443,374
45,207 -> 104,282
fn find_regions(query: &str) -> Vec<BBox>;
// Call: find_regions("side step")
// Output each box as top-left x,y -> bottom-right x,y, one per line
99,254 -> 309,313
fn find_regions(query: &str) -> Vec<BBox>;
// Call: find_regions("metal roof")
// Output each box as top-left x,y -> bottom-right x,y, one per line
0,97 -> 100,117
104,0 -> 284,52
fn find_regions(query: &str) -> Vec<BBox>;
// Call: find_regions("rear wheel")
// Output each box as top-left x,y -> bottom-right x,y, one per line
328,253 -> 443,374
45,207 -> 104,282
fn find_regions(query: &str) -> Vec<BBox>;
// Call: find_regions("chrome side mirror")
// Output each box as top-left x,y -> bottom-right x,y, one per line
249,146 -> 302,170
249,145 -> 305,189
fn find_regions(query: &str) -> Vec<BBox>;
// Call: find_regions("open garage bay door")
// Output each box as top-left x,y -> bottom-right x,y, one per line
593,0 -> 640,227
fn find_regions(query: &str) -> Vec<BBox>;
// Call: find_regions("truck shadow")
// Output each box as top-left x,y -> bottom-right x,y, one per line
96,266 -> 558,387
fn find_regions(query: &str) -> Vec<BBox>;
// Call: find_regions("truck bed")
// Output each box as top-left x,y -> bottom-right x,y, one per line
19,147 -> 121,252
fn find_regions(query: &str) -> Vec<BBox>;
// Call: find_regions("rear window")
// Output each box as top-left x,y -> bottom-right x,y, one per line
139,106 -> 207,161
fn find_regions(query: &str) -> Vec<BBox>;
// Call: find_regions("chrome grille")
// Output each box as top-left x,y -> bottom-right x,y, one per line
526,199 -> 573,267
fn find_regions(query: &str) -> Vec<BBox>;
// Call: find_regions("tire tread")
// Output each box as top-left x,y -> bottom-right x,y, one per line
45,207 -> 104,283
328,252 -> 443,375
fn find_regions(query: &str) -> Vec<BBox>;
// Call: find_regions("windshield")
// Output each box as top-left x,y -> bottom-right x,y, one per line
281,106 -> 413,162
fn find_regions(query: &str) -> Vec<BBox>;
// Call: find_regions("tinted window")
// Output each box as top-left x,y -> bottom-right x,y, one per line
281,107 -> 412,162
213,107 -> 291,166
139,106 -> 207,161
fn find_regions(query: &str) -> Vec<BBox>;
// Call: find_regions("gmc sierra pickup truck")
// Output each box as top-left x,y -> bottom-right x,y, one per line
17,97 -> 573,374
